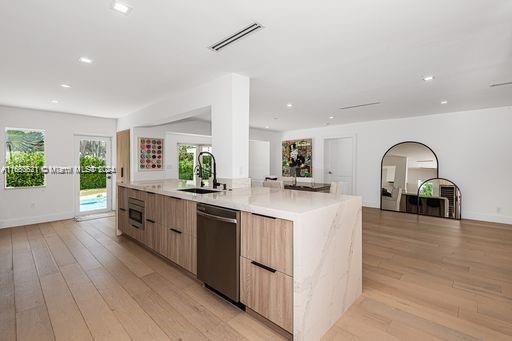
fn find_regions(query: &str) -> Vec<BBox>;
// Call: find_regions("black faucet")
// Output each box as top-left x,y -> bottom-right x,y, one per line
197,151 -> 220,189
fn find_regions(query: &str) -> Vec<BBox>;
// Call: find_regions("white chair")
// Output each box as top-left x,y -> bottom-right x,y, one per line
330,182 -> 343,195
381,187 -> 402,211
263,180 -> 284,189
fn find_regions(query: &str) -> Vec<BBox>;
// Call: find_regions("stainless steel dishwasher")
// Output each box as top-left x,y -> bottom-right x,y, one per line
197,203 -> 241,303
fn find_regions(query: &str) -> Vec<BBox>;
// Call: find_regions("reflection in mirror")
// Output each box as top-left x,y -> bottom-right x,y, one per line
381,142 -> 438,214
418,178 -> 461,220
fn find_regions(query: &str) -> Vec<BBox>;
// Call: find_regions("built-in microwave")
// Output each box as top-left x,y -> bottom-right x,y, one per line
128,197 -> 145,229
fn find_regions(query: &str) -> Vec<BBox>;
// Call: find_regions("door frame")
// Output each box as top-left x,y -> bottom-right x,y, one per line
322,134 -> 357,195
74,134 -> 113,217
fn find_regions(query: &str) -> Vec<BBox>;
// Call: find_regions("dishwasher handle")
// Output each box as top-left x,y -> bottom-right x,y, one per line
197,210 -> 237,224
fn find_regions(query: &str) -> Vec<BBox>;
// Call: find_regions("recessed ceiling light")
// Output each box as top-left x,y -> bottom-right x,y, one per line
441,100 -> 448,104
111,1 -> 132,15
265,126 -> 270,129
50,99 -> 59,104
79,56 -> 93,64
286,103 -> 293,108
423,75 -> 435,82
60,84 -> 71,88
329,116 -> 335,119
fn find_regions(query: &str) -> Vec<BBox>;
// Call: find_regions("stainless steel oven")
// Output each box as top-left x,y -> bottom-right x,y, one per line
128,197 -> 145,230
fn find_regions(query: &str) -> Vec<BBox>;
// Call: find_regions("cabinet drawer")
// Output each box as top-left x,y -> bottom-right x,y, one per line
167,228 -> 196,274
128,188 -> 146,201
240,257 -> 293,332
241,212 -> 293,276
145,192 -> 163,224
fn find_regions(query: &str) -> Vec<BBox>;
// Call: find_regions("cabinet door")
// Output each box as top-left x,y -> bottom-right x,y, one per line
145,192 -> 163,224
240,257 -> 293,333
128,188 -> 146,201
118,209 -> 128,233
118,186 -> 128,210
241,212 -> 293,276
143,220 -> 156,250
163,197 -> 186,232
167,228 -> 196,274
152,224 -> 168,258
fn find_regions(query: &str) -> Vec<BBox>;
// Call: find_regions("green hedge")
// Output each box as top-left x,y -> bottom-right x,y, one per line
5,151 -> 45,187
80,155 -> 106,190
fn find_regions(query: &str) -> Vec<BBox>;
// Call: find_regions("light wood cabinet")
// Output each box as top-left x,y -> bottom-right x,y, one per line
153,224 -> 168,258
118,208 -> 128,233
163,196 -> 185,232
116,129 -> 130,183
118,186 -> 128,211
127,188 -> 146,201
145,192 -> 163,224
240,257 -> 293,333
241,212 -> 293,276
167,229 -> 196,274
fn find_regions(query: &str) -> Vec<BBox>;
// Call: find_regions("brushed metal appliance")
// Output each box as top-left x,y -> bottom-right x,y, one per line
128,197 -> 145,230
197,203 -> 241,303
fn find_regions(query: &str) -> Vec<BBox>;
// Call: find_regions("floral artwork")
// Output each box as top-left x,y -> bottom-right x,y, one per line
139,137 -> 163,170
282,139 -> 312,177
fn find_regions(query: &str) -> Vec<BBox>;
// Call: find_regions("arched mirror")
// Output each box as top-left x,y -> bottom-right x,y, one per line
380,142 -> 439,214
418,178 -> 461,220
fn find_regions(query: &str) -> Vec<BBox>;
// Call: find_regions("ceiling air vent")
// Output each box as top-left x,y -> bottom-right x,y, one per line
209,22 -> 263,52
490,81 -> 512,88
339,102 -> 381,110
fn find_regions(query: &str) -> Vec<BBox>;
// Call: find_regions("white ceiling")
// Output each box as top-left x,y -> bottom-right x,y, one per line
1,0 -> 511,131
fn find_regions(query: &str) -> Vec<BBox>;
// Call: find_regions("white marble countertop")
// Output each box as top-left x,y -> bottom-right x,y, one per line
118,179 -> 354,221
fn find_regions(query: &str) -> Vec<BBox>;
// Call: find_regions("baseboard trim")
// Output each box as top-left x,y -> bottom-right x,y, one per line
462,211 -> 512,225
0,211 -> 75,229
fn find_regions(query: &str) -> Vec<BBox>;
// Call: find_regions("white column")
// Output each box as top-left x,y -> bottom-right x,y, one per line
211,74 -> 250,187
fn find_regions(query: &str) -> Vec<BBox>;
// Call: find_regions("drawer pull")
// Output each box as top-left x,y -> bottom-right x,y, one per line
251,261 -> 276,273
119,208 -> 126,211
170,228 -> 182,234
146,218 -> 155,223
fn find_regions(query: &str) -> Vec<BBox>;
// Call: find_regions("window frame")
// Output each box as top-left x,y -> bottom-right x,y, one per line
177,143 -> 212,184
4,127 -> 47,189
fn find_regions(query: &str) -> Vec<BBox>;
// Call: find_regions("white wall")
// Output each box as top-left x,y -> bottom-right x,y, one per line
0,105 -> 117,228
281,106 -> 512,224
131,120 -> 282,182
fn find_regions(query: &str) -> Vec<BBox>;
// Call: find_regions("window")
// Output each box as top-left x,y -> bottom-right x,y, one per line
178,144 -> 212,184
5,128 -> 46,188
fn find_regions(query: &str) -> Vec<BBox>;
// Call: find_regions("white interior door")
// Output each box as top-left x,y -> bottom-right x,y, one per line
249,140 -> 270,181
324,137 -> 355,195
75,135 -> 112,216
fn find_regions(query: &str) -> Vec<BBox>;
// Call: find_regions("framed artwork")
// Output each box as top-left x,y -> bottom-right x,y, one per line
282,138 -> 312,177
138,137 -> 164,170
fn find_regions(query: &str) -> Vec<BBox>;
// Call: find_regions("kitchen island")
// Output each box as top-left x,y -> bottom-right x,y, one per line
117,180 -> 362,341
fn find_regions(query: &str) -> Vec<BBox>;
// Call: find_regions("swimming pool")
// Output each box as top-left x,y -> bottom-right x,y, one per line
80,194 -> 107,212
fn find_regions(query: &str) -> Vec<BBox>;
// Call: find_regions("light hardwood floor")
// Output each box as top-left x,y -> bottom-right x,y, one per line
1,208 -> 512,340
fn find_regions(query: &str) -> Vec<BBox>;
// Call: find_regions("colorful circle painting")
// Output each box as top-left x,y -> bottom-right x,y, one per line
139,137 -> 164,171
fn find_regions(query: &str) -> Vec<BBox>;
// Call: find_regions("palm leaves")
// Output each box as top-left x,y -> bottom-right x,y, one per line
6,129 -> 45,161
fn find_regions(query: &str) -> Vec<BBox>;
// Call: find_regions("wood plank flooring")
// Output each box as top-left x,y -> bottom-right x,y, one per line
0,208 -> 511,340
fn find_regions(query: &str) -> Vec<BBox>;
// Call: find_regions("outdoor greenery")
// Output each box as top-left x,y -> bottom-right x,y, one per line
419,181 -> 434,197
5,151 -> 45,187
178,145 -> 212,181
5,129 -> 45,188
80,155 -> 106,190
178,145 -> 194,180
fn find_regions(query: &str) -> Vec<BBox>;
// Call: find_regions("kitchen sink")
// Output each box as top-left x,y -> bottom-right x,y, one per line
178,188 -> 220,194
